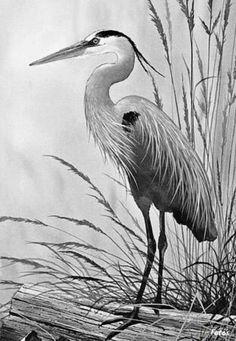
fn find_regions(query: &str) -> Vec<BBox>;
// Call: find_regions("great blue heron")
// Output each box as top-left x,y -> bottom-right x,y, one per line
30,30 -> 218,339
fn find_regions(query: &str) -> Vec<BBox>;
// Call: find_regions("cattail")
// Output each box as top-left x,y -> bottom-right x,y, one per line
147,0 -> 170,61
215,33 -> 222,54
196,46 -> 208,117
194,110 -> 207,150
233,56 -> 236,80
182,77 -> 191,142
212,11 -> 221,33
177,0 -> 188,17
223,0 -> 231,32
165,0 -> 172,47
150,73 -> 163,110
208,0 -> 213,13
216,160 -> 223,206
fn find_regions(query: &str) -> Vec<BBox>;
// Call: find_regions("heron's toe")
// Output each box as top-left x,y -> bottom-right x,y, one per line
102,307 -> 141,340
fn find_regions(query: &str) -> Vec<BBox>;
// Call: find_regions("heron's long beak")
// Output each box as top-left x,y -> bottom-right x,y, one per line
29,40 -> 89,66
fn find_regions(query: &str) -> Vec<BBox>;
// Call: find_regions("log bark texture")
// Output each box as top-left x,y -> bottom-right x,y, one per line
1,284 -> 235,340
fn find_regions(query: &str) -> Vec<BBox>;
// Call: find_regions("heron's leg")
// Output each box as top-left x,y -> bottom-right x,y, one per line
155,211 -> 168,305
103,212 -> 157,340
135,212 -> 157,304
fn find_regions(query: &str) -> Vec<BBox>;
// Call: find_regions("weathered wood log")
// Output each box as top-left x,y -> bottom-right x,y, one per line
1,284 -> 235,340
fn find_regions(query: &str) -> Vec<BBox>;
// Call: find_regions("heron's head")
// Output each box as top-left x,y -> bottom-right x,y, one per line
30,30 -> 164,76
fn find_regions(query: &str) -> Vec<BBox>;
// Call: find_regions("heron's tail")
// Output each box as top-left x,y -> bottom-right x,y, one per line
173,209 -> 217,242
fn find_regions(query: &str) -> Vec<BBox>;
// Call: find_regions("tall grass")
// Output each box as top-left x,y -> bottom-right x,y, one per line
0,157 -> 156,310
1,0 -> 236,339
147,0 -> 236,319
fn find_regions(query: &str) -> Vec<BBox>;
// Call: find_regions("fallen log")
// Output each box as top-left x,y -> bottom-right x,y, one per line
1,284 -> 235,340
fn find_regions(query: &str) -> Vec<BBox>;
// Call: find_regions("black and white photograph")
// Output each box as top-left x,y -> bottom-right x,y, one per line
0,1 -> 235,340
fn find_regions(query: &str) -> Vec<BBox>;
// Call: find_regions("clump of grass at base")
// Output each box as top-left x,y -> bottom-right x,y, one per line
0,157 -> 152,311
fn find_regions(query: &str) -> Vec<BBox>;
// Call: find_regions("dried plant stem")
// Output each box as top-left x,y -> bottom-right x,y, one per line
226,28 -> 236,201
203,4 -> 213,165
169,64 -> 182,129
185,0 -> 195,147
148,0 -> 182,130
228,113 -> 236,190
207,1 -> 226,167
211,0 -> 231,162
205,51 -> 219,171
189,28 -> 195,147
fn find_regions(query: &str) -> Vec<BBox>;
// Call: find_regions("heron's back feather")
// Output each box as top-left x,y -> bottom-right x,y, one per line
116,96 -> 217,242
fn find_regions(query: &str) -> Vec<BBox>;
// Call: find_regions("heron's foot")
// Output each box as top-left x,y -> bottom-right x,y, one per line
102,306 -> 144,340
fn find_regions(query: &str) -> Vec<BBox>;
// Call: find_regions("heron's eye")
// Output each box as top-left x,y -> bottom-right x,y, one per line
92,37 -> 100,45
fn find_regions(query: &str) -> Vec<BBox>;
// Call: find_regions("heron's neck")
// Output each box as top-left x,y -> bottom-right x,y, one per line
85,46 -> 135,111
84,45 -> 135,171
